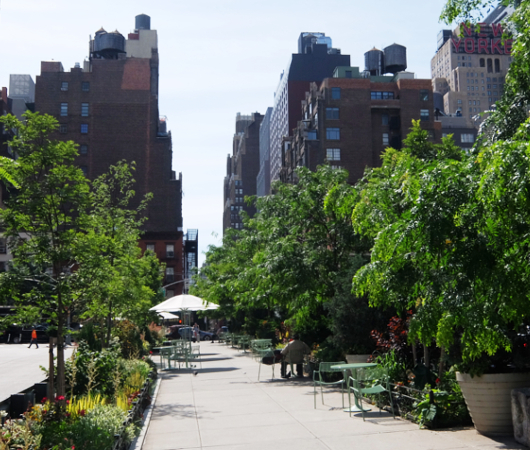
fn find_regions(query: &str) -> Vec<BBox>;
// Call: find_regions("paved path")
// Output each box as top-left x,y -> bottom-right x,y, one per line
142,342 -> 524,450
0,343 -> 74,402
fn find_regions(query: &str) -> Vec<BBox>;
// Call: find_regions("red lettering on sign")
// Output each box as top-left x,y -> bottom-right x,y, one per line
492,23 -> 503,37
477,23 -> 488,37
491,38 -> 502,54
464,38 -> 475,53
504,39 -> 513,55
461,22 -> 473,36
477,38 -> 490,54
451,38 -> 462,52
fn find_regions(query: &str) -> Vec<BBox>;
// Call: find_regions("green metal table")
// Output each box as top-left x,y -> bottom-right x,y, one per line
330,363 -> 378,413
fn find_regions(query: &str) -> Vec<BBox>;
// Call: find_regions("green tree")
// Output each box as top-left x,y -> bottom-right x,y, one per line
77,161 -> 159,347
0,112 -> 91,398
193,165 -> 367,345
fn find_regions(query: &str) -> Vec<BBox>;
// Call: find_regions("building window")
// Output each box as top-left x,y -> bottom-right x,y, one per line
80,124 -> 88,134
326,148 -> 340,161
235,180 -> 242,186
61,81 -> 68,91
461,133 -> 475,143
457,99 -> 462,104
0,262 -> 6,273
81,103 -> 89,117
325,107 -> 339,120
79,144 -> 88,155
487,59 -> 493,73
80,165 -> 88,176
494,59 -> 500,73
0,238 -> 6,254
382,114 -> 389,125
345,70 -> 352,78
81,81 -> 90,92
306,130 -> 317,140
326,128 -> 340,140
60,103 -> 68,116
165,267 -> 174,283
331,87 -> 341,99
166,244 -> 175,258
420,90 -> 429,101
60,124 -> 68,134
146,243 -> 155,252
420,109 -> 429,121
371,91 -> 393,100
382,133 -> 389,146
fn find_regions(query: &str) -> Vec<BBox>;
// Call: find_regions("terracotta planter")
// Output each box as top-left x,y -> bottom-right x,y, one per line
345,354 -> 371,364
456,371 -> 530,436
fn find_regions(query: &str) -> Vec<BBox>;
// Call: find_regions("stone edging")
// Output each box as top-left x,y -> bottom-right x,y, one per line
129,377 -> 162,450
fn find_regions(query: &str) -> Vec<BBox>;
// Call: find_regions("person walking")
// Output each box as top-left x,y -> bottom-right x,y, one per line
28,327 -> 38,349
192,323 -> 200,342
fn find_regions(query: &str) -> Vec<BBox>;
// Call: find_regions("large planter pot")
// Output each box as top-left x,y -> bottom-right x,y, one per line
456,371 -> 530,436
345,354 -> 371,364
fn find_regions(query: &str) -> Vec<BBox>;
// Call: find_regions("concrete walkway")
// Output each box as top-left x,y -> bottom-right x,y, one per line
0,343 -> 74,402
142,342 -> 524,450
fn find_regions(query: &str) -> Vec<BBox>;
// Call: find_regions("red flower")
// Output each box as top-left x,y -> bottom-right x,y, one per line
149,351 -> 153,354
66,400 -> 70,405
78,409 -> 86,416
72,447 -> 75,449
56,395 -> 65,402
41,397 -> 48,403
435,378 -> 441,384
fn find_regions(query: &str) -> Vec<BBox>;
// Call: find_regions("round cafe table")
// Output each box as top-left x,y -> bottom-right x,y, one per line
330,362 -> 378,413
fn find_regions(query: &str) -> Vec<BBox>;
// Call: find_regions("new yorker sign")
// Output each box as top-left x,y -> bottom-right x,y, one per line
451,23 -> 513,55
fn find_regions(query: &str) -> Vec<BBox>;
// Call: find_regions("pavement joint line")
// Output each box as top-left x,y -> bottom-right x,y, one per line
191,372 -> 203,449
130,376 -> 161,450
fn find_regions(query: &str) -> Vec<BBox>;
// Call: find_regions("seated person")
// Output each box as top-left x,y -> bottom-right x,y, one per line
280,334 -> 310,378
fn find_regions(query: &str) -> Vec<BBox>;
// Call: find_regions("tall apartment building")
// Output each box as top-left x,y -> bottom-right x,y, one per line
34,15 -> 185,295
431,9 -> 513,119
282,65 -> 441,185
268,33 -> 350,188
223,112 -> 263,234
256,107 -> 272,198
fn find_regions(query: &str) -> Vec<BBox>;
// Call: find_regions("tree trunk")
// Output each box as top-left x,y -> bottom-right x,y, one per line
412,341 -> 417,366
56,291 -> 66,397
424,344 -> 430,368
47,337 -> 55,400
438,346 -> 445,379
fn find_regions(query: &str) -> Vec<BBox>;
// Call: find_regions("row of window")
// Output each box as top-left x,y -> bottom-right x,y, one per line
61,81 -> 90,92
230,206 -> 243,211
371,91 -> 395,100
60,103 -> 89,117
235,188 -> 243,194
145,243 -> 175,258
231,223 -> 243,229
60,124 -> 89,134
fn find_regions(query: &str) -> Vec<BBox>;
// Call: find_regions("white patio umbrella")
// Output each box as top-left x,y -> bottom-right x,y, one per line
157,311 -> 179,320
150,294 -> 219,313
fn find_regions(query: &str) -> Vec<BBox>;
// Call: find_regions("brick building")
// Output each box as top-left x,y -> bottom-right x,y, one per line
281,66 -> 441,185
223,113 -> 263,233
34,15 -> 184,295
268,33 -> 350,188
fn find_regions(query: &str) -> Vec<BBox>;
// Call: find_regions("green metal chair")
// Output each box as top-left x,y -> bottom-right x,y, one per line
257,347 -> 277,381
313,361 -> 347,409
159,347 -> 173,370
348,366 -> 395,420
188,344 -> 202,369
239,335 -> 251,352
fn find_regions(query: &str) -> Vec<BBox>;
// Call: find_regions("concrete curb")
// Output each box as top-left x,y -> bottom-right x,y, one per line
129,376 -> 162,450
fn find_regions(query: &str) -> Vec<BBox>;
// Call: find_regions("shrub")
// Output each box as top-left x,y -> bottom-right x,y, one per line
112,320 -> 145,358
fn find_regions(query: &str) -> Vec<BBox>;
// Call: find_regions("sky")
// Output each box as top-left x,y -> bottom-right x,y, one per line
0,0 -> 452,266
